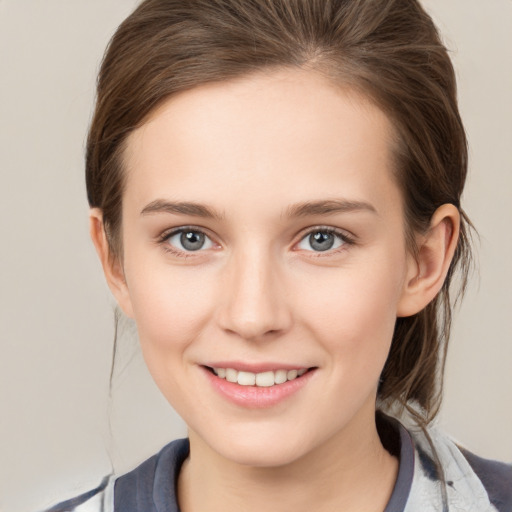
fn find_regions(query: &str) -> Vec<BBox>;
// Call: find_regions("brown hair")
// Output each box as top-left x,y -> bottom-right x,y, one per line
86,0 -> 473,424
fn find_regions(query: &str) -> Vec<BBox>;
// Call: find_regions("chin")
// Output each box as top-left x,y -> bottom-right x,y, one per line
194,420 -> 322,468
218,438 -> 308,468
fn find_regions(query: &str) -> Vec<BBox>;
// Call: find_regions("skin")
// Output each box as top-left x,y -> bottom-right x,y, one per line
91,68 -> 459,511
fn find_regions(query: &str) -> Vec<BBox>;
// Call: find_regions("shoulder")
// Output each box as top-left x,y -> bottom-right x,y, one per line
41,475 -> 114,512
459,446 -> 512,512
114,437 -> 189,511
406,422 -> 512,512
41,438 -> 189,512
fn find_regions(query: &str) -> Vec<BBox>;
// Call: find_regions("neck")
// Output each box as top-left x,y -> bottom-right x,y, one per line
178,408 -> 399,512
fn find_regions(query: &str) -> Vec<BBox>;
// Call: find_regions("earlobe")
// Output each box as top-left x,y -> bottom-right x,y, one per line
89,208 -> 134,318
397,204 -> 460,317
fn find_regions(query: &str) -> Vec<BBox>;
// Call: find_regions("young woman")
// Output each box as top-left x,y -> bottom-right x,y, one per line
45,0 -> 511,511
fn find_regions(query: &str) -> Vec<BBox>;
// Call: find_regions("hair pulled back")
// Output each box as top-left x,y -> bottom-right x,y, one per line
86,0 -> 473,424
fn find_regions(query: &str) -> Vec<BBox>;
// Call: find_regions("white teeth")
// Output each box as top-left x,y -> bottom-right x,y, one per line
215,368 -> 226,378
225,368 -> 238,383
255,371 -> 274,387
274,369 -> 288,384
212,367 -> 309,387
287,369 -> 298,380
237,371 -> 256,386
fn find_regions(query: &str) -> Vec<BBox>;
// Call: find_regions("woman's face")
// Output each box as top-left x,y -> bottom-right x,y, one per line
117,69 -> 416,466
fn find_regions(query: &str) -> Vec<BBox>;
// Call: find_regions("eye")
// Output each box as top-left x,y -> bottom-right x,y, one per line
296,229 -> 349,252
165,229 -> 215,252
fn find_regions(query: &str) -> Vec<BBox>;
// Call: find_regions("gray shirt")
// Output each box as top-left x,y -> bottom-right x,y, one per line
43,415 -> 512,512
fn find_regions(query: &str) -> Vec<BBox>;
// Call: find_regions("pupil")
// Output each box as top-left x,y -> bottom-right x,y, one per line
310,232 -> 334,251
181,231 -> 205,251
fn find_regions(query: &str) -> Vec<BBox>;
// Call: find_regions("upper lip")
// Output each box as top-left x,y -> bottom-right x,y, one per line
202,361 -> 313,373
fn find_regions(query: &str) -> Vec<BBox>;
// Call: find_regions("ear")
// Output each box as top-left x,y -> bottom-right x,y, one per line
89,208 -> 134,318
397,204 -> 460,317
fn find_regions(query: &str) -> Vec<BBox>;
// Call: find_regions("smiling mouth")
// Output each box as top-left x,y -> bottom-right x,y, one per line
205,366 -> 314,387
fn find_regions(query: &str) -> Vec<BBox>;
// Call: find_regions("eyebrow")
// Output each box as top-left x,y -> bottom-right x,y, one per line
140,200 -> 224,220
140,198 -> 377,221
284,199 -> 378,218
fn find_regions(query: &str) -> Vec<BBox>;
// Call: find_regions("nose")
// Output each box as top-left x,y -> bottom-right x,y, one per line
216,247 -> 292,342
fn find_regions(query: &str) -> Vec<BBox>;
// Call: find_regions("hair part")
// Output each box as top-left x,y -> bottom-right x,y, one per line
86,0 -> 474,425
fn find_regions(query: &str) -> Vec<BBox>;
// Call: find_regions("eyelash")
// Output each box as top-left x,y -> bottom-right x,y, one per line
156,225 -> 216,258
156,225 -> 356,258
296,227 -> 355,257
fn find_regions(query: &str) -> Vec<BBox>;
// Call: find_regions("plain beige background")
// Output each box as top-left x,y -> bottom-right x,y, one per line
0,1 -> 511,511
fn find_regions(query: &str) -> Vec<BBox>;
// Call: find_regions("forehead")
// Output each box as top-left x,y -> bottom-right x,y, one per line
122,68 -> 401,218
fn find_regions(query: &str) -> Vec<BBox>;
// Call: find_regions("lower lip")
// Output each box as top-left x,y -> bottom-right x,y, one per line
202,367 -> 316,408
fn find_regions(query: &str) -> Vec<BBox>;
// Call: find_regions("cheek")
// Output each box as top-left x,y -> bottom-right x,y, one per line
123,262 -> 220,414
298,252 -> 407,368
123,255 -> 216,361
